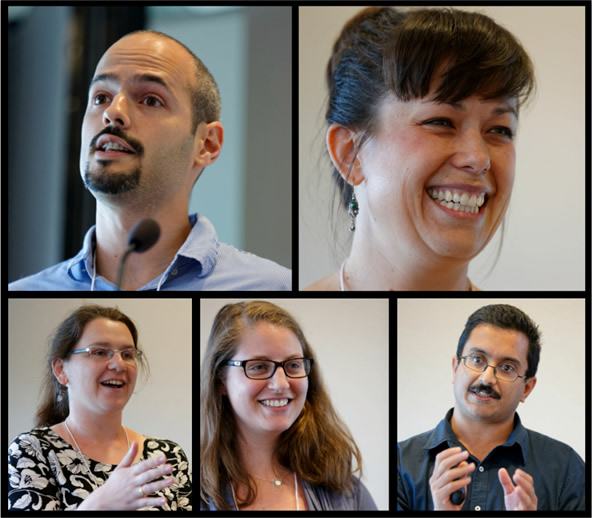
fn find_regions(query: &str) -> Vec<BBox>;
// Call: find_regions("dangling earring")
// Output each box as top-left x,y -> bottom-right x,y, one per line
348,191 -> 359,232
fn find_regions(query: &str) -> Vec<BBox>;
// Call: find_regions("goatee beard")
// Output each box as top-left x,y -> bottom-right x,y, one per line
83,163 -> 141,195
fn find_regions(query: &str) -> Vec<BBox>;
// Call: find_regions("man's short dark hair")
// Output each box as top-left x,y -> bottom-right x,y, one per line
456,304 -> 541,379
126,30 -> 221,133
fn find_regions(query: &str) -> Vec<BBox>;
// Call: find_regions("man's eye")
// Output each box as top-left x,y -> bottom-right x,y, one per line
470,356 -> 484,364
499,364 -> 516,373
93,94 -> 110,105
142,96 -> 163,107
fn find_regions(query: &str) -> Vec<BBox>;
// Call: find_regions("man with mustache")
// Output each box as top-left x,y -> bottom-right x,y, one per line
9,30 -> 291,291
397,304 -> 585,511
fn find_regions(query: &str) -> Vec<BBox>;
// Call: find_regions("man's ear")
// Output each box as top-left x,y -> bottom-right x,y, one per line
194,121 -> 224,170
326,123 -> 364,186
520,376 -> 537,403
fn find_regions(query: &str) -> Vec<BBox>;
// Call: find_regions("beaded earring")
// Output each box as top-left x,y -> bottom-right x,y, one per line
348,191 -> 359,231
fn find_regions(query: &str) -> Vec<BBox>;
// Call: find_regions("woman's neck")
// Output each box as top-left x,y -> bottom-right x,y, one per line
237,431 -> 286,481
65,409 -> 125,443
344,231 -> 472,291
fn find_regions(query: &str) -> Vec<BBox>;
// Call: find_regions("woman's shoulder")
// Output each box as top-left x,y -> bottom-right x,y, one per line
142,436 -> 190,461
9,426 -> 65,450
303,271 -> 341,291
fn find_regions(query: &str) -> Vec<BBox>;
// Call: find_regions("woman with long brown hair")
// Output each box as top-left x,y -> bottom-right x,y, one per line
200,300 -> 376,511
8,304 -> 192,511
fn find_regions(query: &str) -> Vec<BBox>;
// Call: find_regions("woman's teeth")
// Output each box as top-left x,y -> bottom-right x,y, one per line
261,399 -> 289,407
427,188 -> 485,214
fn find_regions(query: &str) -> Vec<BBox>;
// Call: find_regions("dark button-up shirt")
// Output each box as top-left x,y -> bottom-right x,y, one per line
398,409 -> 585,511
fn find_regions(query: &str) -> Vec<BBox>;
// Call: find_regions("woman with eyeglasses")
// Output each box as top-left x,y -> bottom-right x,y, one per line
200,300 -> 377,511
7,305 -> 192,511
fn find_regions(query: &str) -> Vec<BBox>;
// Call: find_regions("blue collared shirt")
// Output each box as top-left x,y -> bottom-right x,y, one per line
8,214 -> 291,291
398,408 -> 586,511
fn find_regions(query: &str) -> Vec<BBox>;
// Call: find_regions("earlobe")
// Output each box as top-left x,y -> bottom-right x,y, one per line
326,123 -> 364,186
51,359 -> 68,386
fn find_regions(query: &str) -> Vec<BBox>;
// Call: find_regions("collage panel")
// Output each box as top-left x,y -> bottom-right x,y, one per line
397,297 -> 586,512
7,6 -> 292,292
299,5 -> 586,291
7,297 -> 192,511
199,297 -> 390,511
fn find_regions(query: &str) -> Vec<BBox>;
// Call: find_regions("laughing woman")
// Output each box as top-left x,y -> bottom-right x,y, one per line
200,301 -> 377,511
305,7 -> 535,291
7,305 -> 192,511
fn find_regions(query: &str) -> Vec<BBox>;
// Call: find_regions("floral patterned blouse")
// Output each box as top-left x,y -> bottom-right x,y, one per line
8,427 -> 192,511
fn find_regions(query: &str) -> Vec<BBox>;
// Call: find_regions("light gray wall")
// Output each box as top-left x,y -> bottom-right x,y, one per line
200,298 -> 390,510
8,298 -> 192,468
299,6 -> 586,290
397,298 -> 585,461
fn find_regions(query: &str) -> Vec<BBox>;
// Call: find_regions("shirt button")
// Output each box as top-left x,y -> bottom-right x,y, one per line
170,269 -> 178,276
475,505 -> 482,511
479,466 -> 484,472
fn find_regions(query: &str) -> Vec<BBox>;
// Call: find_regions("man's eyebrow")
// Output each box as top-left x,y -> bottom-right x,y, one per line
467,347 -> 522,367
89,72 -> 173,95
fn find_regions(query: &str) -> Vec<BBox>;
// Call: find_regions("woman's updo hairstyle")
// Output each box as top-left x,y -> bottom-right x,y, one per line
326,6 -> 535,208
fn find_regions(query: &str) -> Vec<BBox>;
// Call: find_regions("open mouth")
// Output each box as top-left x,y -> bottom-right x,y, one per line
427,188 -> 487,215
101,380 -> 126,389
468,387 -> 500,400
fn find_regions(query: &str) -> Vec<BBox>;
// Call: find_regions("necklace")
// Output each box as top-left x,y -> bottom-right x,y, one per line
252,471 -> 290,487
340,260 -> 475,291
231,472 -> 299,511
64,419 -> 130,490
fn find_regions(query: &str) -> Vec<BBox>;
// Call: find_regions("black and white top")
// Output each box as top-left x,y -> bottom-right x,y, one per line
8,427 -> 192,511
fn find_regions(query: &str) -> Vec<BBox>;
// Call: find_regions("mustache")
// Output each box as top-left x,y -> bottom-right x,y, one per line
89,126 -> 144,156
468,384 -> 501,399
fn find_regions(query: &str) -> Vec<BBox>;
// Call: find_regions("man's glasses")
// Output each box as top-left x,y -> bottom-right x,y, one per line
71,346 -> 143,363
458,354 -> 527,382
225,357 -> 314,380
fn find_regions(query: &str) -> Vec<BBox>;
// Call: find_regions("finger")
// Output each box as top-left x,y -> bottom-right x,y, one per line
116,442 -> 138,470
141,475 -> 175,496
132,454 -> 168,475
435,449 -> 470,475
137,463 -> 174,485
513,471 -> 536,506
498,468 -> 515,495
137,495 -> 167,509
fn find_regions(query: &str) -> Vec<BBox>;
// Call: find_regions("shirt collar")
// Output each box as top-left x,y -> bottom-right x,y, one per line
66,213 -> 220,289
424,408 -> 528,464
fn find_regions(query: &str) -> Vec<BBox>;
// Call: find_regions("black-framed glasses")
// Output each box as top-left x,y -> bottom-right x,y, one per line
225,357 -> 314,380
458,354 -> 527,382
71,346 -> 142,363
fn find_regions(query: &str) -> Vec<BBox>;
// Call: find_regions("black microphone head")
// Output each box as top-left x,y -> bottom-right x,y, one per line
127,218 -> 160,253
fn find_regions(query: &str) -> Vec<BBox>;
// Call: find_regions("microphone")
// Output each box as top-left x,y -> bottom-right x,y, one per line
116,218 -> 161,290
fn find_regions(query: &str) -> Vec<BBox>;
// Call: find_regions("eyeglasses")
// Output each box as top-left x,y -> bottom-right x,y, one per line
458,354 -> 527,382
225,357 -> 314,380
71,346 -> 143,363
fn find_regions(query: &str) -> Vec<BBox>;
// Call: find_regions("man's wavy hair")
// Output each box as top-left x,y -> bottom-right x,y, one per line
200,301 -> 362,510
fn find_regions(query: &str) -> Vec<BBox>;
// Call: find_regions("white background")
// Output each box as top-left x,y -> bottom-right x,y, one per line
397,298 -> 586,461
299,6 -> 586,290
200,298 -> 390,510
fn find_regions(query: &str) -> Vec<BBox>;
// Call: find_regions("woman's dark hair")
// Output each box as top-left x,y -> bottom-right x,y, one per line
326,6 -> 536,207
35,305 -> 147,427
455,304 -> 542,379
200,301 -> 362,510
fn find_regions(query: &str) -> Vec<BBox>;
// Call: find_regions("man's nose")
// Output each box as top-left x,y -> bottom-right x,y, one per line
103,93 -> 131,128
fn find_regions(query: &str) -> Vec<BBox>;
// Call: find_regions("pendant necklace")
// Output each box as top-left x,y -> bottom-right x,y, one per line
231,472 -> 300,511
64,419 -> 130,490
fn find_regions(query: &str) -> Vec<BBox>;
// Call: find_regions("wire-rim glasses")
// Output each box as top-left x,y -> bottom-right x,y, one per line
226,357 -> 314,380
458,354 -> 527,382
71,346 -> 143,363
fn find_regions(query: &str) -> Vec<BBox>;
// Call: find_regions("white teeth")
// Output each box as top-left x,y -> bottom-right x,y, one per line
428,189 -> 486,214
102,380 -> 124,386
101,142 -> 129,152
261,399 -> 289,408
